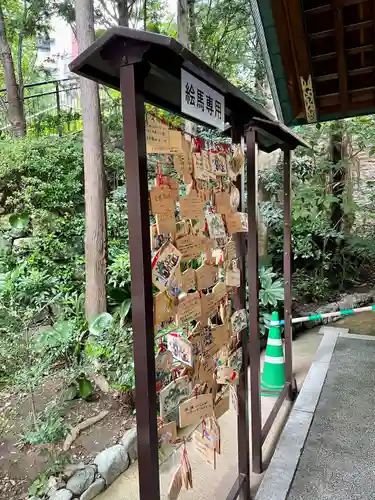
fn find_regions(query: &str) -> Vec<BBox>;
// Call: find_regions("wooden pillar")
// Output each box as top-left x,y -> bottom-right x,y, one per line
283,149 -> 295,400
119,63 -> 160,499
246,127 -> 262,474
231,122 -> 250,500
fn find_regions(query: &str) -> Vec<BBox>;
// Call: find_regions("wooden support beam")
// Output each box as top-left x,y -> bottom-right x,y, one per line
333,0 -> 348,111
345,20 -> 373,31
314,73 -> 339,82
305,5 -> 331,16
312,51 -> 337,62
308,28 -> 335,40
314,66 -> 374,83
349,65 -> 375,75
347,44 -> 373,55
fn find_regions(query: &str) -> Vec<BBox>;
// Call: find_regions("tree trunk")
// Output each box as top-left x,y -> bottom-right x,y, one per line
76,0 -> 107,320
0,3 -> 26,137
329,122 -> 345,230
177,0 -> 189,46
178,0 -> 196,135
187,0 -> 197,52
117,0 -> 129,26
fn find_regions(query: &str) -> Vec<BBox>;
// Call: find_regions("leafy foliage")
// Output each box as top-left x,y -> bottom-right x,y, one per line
22,401 -> 68,445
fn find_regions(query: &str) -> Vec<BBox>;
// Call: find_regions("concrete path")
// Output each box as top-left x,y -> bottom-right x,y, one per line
96,329 -> 321,500
287,334 -> 375,500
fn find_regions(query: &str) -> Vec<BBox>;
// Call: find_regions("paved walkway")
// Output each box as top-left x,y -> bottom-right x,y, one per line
96,329 -> 321,500
287,334 -> 375,500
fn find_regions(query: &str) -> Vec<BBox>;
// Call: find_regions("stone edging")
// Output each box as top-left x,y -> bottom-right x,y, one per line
29,428 -> 137,500
293,290 -> 375,332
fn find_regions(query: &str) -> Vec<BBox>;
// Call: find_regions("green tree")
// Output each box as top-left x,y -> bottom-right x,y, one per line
0,0 -> 52,136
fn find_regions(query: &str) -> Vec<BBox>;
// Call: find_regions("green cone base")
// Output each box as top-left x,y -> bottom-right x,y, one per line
260,379 -> 285,390
260,311 -> 286,397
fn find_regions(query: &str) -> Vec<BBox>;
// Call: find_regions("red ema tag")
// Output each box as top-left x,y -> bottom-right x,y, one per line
194,137 -> 203,152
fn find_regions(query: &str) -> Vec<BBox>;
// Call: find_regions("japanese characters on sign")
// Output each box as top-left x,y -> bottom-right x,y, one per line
181,69 -> 225,131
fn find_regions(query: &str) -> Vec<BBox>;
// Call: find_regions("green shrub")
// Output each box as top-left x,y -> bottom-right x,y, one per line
22,401 -> 68,445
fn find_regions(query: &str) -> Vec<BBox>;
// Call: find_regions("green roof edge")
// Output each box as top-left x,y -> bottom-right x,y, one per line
250,0 -> 293,126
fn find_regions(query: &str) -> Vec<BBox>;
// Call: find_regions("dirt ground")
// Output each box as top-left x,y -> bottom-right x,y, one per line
0,375 -> 134,500
337,310 -> 375,335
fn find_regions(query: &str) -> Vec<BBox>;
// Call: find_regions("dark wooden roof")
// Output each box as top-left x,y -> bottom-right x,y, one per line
69,27 -> 309,152
254,0 -> 375,125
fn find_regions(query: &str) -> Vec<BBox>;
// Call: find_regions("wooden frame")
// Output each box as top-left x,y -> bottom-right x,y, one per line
70,27 -> 308,498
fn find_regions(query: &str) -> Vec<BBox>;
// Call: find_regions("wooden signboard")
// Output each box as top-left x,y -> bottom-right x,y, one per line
189,327 -> 203,359
178,393 -> 214,428
146,119 -> 169,153
158,421 -> 178,444
176,292 -> 202,325
206,213 -> 227,239
156,212 -> 176,235
210,152 -> 227,176
160,376 -> 191,419
200,293 -> 218,324
225,212 -> 248,233
152,242 -> 181,292
155,349 -> 173,374
167,465 -> 182,500
149,185 -> 175,215
169,129 -> 184,153
176,234 -> 202,261
212,323 -> 231,345
225,240 -> 237,261
154,292 -> 176,325
193,430 -> 216,468
212,281 -> 227,303
167,334 -> 193,367
179,192 -> 205,220
193,152 -> 209,181
181,267 -> 196,293
195,264 -> 218,290
226,266 -> 240,287
215,191 -> 232,215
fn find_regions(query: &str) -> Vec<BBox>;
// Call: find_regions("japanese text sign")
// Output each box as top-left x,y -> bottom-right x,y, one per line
181,69 -> 225,131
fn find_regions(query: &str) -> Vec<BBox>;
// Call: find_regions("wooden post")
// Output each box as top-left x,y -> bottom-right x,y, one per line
231,122 -> 250,499
283,149 -> 295,400
246,127 -> 262,474
119,63 -> 160,499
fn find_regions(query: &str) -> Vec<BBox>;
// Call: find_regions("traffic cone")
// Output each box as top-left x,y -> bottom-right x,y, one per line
261,311 -> 285,397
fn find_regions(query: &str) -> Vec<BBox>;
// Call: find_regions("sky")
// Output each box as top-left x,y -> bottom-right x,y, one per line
168,0 -> 177,16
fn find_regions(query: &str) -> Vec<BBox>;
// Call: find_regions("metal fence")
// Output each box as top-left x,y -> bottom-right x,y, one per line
0,77 -> 118,137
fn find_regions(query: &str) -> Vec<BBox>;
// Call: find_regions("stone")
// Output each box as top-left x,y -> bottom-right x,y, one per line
79,478 -> 105,500
49,489 -> 73,500
12,237 -> 38,249
0,215 -> 10,230
62,462 -> 85,480
29,497 -> 41,500
47,476 -> 59,496
94,445 -> 130,486
66,466 -> 96,495
121,427 -> 137,462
